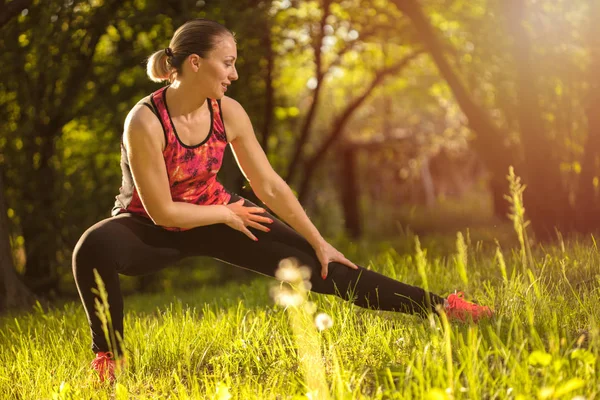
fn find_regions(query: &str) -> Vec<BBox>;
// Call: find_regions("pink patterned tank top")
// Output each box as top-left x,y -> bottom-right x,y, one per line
112,86 -> 232,230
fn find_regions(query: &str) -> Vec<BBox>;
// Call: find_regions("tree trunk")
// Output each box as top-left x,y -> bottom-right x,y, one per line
391,0 -> 514,218
576,0 -> 600,231
21,127 -> 60,294
341,146 -> 361,238
420,156 -> 435,207
284,0 -> 333,185
0,172 -> 34,313
503,0 -> 572,238
261,23 -> 275,153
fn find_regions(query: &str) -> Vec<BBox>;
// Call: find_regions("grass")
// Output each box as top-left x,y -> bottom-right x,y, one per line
1,231 -> 599,399
1,176 -> 598,399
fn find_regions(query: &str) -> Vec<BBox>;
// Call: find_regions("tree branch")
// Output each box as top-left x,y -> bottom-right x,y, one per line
284,0 -> 333,184
296,51 -> 423,202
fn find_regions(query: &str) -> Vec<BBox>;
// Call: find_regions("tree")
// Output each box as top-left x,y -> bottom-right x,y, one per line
576,0 -> 600,231
390,0 -> 515,218
0,170 -> 34,312
0,0 -> 36,311
501,0 -> 573,237
296,50 -> 423,203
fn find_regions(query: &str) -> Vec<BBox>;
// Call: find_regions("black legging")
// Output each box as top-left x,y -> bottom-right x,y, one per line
72,194 -> 445,355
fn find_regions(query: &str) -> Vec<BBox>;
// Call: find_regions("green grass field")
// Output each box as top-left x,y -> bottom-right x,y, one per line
1,227 -> 599,399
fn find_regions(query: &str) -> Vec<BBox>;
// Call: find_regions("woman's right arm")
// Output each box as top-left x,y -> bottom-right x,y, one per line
123,105 -> 229,229
124,105 -> 271,238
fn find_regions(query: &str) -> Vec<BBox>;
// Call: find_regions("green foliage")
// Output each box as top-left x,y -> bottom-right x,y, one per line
0,0 -> 273,292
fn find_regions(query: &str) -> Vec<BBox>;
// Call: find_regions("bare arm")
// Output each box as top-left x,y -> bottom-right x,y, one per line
223,97 -> 324,246
222,96 -> 358,276
124,105 -> 231,229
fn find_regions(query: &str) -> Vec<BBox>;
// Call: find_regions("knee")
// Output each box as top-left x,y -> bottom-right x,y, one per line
72,223 -> 118,277
310,262 -> 363,298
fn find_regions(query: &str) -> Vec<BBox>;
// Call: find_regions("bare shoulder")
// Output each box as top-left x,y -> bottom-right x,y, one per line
124,101 -> 165,151
220,96 -> 251,142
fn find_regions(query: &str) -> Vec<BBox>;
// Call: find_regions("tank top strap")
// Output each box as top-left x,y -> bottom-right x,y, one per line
150,86 -> 173,146
211,98 -> 228,142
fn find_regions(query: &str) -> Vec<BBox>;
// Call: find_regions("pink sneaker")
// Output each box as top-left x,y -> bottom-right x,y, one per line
445,292 -> 493,322
91,351 -> 116,383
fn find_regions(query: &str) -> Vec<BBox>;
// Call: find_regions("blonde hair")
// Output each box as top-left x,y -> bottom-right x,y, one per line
146,19 -> 233,83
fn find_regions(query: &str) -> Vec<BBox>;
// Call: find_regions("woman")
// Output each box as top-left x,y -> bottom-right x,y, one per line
72,19 -> 492,383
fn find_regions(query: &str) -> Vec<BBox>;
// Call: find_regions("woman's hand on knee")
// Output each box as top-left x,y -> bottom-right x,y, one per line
314,240 -> 358,280
224,198 -> 273,241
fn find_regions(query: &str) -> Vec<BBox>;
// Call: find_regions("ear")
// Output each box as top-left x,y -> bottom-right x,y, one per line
188,54 -> 202,72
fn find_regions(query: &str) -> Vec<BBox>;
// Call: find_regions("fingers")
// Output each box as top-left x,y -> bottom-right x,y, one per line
342,257 -> 359,270
247,221 -> 271,233
254,217 -> 273,226
320,255 -> 359,280
321,262 -> 328,280
242,227 -> 258,241
247,206 -> 266,214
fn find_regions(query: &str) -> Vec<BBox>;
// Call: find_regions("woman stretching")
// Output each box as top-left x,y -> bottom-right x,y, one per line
72,18 -> 492,383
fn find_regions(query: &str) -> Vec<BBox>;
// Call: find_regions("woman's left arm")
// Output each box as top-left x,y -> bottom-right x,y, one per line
222,97 -> 358,279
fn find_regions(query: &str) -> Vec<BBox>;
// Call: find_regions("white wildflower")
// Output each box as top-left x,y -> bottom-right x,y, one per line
303,301 -> 317,315
298,266 -> 311,281
315,313 -> 333,331
276,258 -> 302,283
270,286 -> 303,307
302,280 -> 312,292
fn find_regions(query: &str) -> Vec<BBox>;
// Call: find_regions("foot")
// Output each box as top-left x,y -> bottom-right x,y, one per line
444,291 -> 493,322
91,351 -> 116,383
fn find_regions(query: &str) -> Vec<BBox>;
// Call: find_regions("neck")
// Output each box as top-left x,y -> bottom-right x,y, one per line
166,79 -> 208,117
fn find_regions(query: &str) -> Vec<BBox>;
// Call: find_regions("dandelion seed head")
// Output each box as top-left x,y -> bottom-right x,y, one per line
270,286 -> 303,307
303,301 -> 317,315
302,280 -> 312,291
315,313 -> 333,331
298,266 -> 311,280
276,258 -> 302,283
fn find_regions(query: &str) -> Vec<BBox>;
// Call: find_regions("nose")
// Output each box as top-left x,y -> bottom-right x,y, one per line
230,66 -> 238,81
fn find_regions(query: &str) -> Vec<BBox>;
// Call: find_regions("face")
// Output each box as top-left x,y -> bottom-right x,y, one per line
186,34 -> 238,99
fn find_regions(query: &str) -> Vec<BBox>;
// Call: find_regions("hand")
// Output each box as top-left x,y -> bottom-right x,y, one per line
314,240 -> 358,280
224,198 -> 273,241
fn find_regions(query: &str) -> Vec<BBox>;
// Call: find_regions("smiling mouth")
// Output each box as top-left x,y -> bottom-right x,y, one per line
221,84 -> 228,91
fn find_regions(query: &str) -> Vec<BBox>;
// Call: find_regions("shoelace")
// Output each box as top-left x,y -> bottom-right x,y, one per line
91,352 -> 115,382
